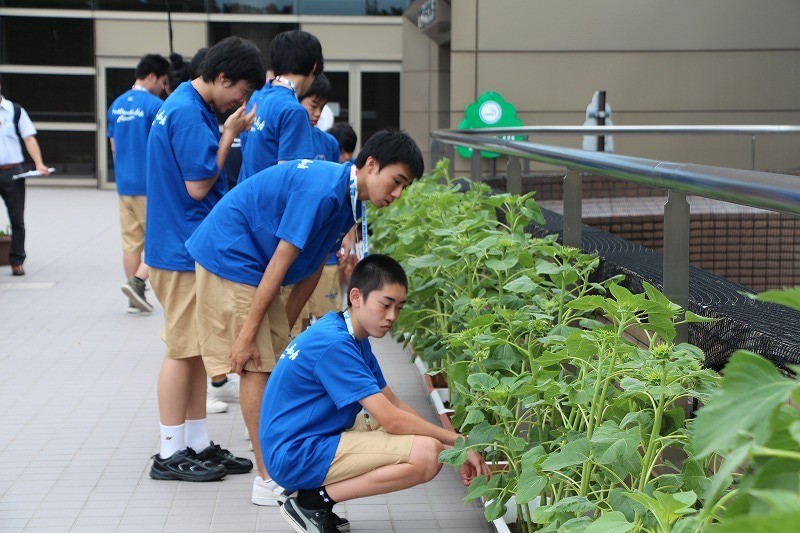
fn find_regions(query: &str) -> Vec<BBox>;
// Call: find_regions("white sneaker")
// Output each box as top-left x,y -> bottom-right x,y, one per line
208,379 -> 240,403
206,395 -> 229,414
252,476 -> 290,506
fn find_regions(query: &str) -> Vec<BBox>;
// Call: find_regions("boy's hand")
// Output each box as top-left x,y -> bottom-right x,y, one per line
224,103 -> 256,136
459,449 -> 490,486
230,333 -> 262,375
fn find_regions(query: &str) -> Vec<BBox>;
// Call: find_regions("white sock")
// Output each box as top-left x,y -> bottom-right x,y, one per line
160,423 -> 185,459
185,418 -> 210,451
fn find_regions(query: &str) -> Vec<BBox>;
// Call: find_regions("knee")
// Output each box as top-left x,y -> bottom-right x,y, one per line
413,437 -> 444,483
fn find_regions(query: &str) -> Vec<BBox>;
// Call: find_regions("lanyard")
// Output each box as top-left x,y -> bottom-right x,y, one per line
131,85 -> 148,91
274,76 -> 297,97
349,165 -> 369,259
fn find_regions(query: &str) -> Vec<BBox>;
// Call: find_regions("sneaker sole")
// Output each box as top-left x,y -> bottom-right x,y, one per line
149,467 -> 226,482
253,487 -> 291,506
126,306 -> 142,314
206,403 -> 229,414
121,284 -> 154,312
279,501 -> 310,533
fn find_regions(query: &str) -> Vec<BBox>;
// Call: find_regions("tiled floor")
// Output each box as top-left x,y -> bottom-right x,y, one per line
0,187 -> 492,532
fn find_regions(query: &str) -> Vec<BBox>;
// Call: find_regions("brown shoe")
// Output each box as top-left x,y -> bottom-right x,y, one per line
11,264 -> 25,276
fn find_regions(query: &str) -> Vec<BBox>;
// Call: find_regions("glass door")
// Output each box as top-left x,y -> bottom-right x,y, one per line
97,58 -> 138,190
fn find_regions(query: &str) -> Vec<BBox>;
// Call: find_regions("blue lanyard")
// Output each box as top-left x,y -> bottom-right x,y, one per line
349,166 -> 369,259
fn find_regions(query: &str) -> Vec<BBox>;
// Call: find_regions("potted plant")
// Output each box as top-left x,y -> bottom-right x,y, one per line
0,225 -> 11,266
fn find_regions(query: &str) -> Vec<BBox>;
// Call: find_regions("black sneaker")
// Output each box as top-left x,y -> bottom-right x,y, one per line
280,496 -> 338,533
195,441 -> 253,474
121,276 -> 153,312
149,448 -> 226,482
331,512 -> 350,532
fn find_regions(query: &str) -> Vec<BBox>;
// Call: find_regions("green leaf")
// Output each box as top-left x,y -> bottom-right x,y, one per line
752,287 -> 800,311
484,496 -> 507,521
407,254 -> 458,268
710,509 -> 800,532
463,409 -> 485,426
464,474 -> 490,502
516,469 -> 547,504
542,437 -> 590,471
486,255 -> 519,271
591,422 -> 642,476
567,295 -> 607,312
692,351 -> 799,458
467,314 -> 496,329
684,310 -> 718,323
503,275 -> 539,294
790,421 -> 800,446
467,373 -> 500,392
532,496 -> 595,524
467,421 -> 501,448
439,442 -> 468,466
584,511 -> 634,533
748,489 -> 800,513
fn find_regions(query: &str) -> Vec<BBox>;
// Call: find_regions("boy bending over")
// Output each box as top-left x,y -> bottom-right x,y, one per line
261,255 -> 490,533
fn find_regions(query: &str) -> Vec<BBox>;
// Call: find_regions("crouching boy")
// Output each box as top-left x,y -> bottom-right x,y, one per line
261,255 -> 490,533
185,130 -> 425,506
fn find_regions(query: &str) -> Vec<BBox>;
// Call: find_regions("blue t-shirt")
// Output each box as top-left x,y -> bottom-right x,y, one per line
312,127 -> 341,163
145,82 -> 227,272
107,88 -> 163,196
260,312 -> 387,491
237,81 -> 315,183
186,160 -> 358,287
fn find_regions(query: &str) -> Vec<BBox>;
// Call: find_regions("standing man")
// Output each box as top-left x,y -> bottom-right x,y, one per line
145,37 -> 265,481
0,74 -> 50,276
108,54 -> 170,313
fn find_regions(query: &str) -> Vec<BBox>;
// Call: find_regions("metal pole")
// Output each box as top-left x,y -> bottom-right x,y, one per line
562,169 -> 583,247
507,157 -> 522,195
471,148 -> 482,182
751,135 -> 756,170
444,143 -> 455,181
430,139 -> 441,166
663,190 -> 690,343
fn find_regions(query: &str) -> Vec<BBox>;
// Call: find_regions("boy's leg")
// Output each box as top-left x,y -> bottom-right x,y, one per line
241,371 -> 269,477
120,196 -> 152,311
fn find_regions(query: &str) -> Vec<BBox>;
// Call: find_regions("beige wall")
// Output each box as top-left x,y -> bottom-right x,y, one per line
95,20 -> 206,59
404,0 -> 800,173
302,23 -> 402,61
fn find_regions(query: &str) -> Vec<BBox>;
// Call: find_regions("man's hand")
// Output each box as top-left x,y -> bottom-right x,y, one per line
229,332 -> 262,375
224,103 -> 256,137
337,227 -> 357,266
459,449 -> 490,486
35,163 -> 51,176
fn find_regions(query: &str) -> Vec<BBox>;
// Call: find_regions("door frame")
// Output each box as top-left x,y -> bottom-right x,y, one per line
97,56 -> 139,190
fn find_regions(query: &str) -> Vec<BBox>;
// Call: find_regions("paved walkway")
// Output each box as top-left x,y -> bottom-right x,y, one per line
0,187 -> 492,533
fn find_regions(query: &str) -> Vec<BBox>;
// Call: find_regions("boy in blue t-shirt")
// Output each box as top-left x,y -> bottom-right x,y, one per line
186,130 -> 424,506
263,255 -> 490,533
145,36 -> 266,483
108,53 -> 169,314
328,121 -> 357,164
237,30 -> 323,183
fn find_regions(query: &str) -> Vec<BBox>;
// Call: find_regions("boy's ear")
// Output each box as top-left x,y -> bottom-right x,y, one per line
217,72 -> 231,87
349,287 -> 363,308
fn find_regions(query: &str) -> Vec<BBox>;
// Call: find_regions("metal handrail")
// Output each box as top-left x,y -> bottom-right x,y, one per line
429,127 -> 800,343
431,130 -> 800,216
440,125 -> 800,136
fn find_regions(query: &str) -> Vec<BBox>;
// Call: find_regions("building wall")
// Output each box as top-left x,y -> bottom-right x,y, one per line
405,0 -> 800,173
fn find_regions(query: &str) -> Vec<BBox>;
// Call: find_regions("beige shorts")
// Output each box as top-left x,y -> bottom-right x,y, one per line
196,264 -> 290,376
118,195 -> 146,254
322,413 -> 415,486
308,264 -> 342,318
149,268 -> 199,359
280,284 -> 309,338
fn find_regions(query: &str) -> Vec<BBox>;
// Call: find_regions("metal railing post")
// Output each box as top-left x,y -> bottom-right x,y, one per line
430,139 -> 441,166
663,191 -> 690,343
507,157 -> 522,194
471,148 -> 482,182
562,169 -> 583,247
443,143 -> 455,181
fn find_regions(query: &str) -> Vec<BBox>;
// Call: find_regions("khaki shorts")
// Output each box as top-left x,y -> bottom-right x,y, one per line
280,285 -> 309,338
322,413 -> 415,486
149,268 -> 199,359
118,195 -> 146,254
196,264 -> 290,376
308,264 -> 342,318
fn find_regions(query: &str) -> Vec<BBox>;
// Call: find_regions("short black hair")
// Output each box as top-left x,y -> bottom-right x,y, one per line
135,54 -> 170,80
270,30 -> 324,77
188,47 -> 208,79
168,53 -> 189,90
354,129 -> 424,180
198,37 -> 266,90
347,255 -> 408,307
300,73 -> 331,102
328,122 -> 357,153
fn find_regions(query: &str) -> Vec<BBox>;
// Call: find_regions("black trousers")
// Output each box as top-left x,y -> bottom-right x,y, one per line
0,165 -> 26,266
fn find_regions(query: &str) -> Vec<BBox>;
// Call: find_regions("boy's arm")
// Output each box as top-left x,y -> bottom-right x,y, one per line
230,238 -> 299,374
285,261 -> 326,329
185,103 -> 255,201
381,385 -> 424,420
22,136 -> 50,175
360,392 -> 490,484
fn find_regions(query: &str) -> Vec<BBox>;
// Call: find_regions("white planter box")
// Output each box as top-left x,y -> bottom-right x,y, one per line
429,388 -> 453,416
485,495 -> 541,533
414,356 -> 429,376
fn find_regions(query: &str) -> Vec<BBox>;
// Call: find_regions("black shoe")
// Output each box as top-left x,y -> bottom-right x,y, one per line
331,512 -> 350,532
280,496 -> 338,533
11,264 -> 24,276
195,441 -> 253,474
149,448 -> 226,481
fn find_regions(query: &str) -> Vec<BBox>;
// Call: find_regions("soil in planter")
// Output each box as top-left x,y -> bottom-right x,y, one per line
507,522 -> 524,533
429,373 -> 448,388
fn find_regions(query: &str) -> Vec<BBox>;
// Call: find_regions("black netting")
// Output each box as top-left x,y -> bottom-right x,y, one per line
526,208 -> 800,371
